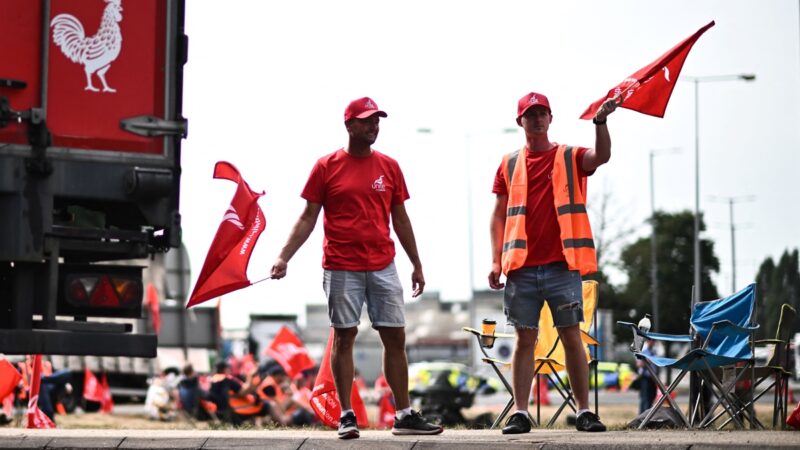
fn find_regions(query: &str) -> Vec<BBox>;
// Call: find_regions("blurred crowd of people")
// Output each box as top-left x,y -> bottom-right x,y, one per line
144,354 -> 320,428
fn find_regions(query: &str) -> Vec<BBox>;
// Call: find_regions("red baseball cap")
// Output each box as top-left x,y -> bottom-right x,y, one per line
344,97 -> 388,122
517,92 -> 551,118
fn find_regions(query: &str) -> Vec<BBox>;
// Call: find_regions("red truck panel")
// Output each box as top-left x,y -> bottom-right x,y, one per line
0,0 -> 167,154
0,0 -> 43,145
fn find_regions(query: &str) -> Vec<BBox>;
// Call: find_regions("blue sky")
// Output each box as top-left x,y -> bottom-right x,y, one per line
182,0 -> 800,329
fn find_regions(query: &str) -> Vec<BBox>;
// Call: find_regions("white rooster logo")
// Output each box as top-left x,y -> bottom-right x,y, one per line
50,0 -> 123,93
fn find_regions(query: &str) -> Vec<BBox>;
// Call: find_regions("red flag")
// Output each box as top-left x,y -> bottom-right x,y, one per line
580,21 -> 715,119
144,283 -> 161,334
264,325 -> 316,378
309,329 -> 369,429
100,372 -> 114,413
83,368 -> 103,403
187,161 -> 266,308
0,359 -> 21,399
26,355 -> 55,429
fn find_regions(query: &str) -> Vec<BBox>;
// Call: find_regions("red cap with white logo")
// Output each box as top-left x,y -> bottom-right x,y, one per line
517,92 -> 551,118
344,97 -> 388,122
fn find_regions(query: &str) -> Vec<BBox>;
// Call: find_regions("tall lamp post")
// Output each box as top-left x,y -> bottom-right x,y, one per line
649,148 -> 680,332
682,74 -> 755,302
709,195 -> 755,293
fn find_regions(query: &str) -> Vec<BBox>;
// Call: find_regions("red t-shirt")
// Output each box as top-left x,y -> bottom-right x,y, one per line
302,148 -> 410,271
492,144 -> 591,268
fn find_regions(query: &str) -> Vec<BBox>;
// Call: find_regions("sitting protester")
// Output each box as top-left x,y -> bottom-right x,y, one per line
209,361 -> 275,427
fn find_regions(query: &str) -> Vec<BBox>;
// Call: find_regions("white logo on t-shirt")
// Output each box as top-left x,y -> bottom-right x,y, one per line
372,175 -> 386,192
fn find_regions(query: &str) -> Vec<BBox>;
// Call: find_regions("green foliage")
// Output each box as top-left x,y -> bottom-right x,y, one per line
618,211 -> 719,336
754,249 -> 800,339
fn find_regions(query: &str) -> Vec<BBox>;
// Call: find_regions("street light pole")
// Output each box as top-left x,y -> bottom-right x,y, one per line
649,148 -> 679,332
709,195 -> 755,293
682,73 -> 755,302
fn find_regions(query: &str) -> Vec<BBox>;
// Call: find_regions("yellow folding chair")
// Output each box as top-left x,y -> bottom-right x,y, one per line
464,280 -> 599,428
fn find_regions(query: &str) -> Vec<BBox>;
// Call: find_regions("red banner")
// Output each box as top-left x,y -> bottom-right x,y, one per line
580,21 -> 715,119
100,372 -> 114,413
309,329 -> 369,429
0,359 -> 21,400
187,162 -> 266,308
83,368 -> 104,403
26,355 -> 55,429
265,326 -> 316,378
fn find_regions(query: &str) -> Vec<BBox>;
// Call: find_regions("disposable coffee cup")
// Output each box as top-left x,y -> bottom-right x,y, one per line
480,319 -> 497,348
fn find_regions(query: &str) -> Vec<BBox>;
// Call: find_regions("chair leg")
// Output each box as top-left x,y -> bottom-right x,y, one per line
697,366 -> 763,429
545,370 -> 577,428
638,367 -> 690,429
492,397 -> 515,429
702,367 -> 748,429
715,376 -> 773,429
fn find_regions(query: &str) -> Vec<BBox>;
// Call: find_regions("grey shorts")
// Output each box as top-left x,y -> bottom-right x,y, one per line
323,261 -> 405,329
504,262 -> 584,329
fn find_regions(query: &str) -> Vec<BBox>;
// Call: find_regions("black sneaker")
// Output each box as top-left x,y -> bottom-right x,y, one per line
391,410 -> 444,435
502,412 -> 532,434
575,411 -> 606,432
338,411 -> 359,439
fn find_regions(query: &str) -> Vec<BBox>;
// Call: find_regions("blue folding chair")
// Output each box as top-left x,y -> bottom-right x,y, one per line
618,283 -> 759,429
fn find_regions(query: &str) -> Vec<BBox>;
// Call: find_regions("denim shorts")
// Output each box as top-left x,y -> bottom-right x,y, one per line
504,262 -> 584,329
323,261 -> 405,329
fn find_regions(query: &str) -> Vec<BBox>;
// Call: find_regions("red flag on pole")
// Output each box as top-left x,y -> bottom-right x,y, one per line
264,325 -> 316,378
309,329 -> 369,429
187,161 -> 266,308
144,283 -> 161,334
100,372 -> 114,413
0,359 -> 21,399
83,368 -> 103,403
580,21 -> 715,120
26,355 -> 55,429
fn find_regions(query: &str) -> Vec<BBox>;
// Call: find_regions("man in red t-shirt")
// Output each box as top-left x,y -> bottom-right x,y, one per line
271,97 -> 442,439
488,92 -> 619,434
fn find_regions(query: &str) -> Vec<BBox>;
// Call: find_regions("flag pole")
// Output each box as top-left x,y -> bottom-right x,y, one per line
249,276 -> 273,286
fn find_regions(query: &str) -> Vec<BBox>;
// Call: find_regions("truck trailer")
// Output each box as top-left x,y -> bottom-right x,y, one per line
0,0 -> 187,358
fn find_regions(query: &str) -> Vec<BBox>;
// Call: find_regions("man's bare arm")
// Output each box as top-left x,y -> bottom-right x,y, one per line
271,201 -> 322,279
391,203 -> 425,297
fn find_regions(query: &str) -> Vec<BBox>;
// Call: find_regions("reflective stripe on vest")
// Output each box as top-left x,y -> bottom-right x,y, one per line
500,148 -> 528,275
501,145 -> 597,276
552,146 -> 596,275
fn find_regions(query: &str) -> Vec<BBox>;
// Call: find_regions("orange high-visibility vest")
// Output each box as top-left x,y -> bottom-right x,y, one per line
501,145 -> 597,276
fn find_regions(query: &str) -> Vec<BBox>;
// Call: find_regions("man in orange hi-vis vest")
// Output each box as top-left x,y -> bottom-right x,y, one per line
488,92 -> 619,434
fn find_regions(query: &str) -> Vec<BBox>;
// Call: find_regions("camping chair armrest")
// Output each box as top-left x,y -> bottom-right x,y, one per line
711,320 -> 759,335
754,338 -> 783,345
462,326 -> 515,339
481,357 -> 510,367
617,321 -> 692,342
641,331 -> 693,342
703,320 -> 759,347
463,326 -> 481,337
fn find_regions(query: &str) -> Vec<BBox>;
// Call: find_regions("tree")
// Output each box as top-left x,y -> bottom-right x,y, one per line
618,211 -> 720,336
754,249 -> 800,339
585,181 -> 639,342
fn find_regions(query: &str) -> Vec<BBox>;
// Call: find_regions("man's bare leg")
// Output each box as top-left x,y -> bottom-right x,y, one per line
377,327 -> 410,410
558,324 -> 589,411
512,327 -> 538,411
331,327 -> 358,410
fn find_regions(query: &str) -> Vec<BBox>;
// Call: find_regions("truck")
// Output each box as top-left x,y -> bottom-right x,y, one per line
48,246 -> 222,405
0,0 -> 187,359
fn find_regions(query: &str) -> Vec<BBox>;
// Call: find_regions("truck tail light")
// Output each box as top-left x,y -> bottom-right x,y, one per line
60,265 -> 143,318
